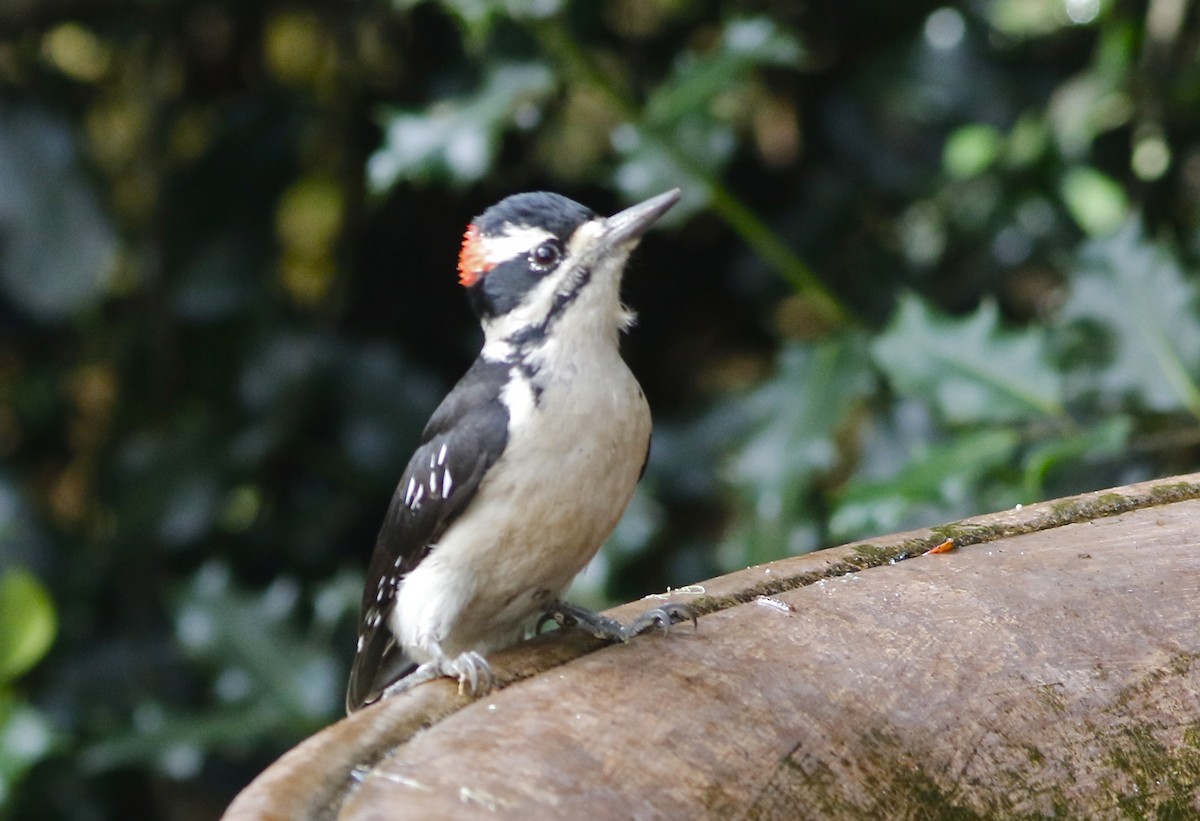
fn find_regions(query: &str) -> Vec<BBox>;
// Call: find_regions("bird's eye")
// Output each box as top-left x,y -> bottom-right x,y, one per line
529,240 -> 562,271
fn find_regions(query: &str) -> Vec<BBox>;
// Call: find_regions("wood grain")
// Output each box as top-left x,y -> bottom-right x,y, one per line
224,473 -> 1200,820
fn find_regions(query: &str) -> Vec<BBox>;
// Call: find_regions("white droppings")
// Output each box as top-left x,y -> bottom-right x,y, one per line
756,596 -> 795,613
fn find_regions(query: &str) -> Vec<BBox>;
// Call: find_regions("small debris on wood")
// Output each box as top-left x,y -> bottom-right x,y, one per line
646,584 -> 706,600
924,538 -> 955,556
755,596 -> 796,613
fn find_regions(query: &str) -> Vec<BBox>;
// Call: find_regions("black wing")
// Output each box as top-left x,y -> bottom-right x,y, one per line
345,358 -> 510,712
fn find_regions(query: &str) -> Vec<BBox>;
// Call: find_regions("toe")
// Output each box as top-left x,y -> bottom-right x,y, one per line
627,602 -> 697,637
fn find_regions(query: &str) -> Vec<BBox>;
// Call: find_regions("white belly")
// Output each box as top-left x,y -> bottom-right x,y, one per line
390,351 -> 650,662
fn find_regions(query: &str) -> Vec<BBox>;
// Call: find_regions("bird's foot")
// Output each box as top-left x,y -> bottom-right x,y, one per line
379,649 -> 494,699
624,601 -> 698,637
537,599 -> 697,642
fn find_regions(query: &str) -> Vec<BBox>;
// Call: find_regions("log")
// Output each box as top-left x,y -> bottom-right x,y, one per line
224,474 -> 1200,819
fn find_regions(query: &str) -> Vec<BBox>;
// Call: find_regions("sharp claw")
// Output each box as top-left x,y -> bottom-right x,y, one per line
478,654 -> 494,693
626,602 -> 697,637
543,598 -> 697,645
541,600 -> 626,642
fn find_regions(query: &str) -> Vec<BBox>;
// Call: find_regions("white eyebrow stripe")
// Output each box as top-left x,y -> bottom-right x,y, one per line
481,226 -> 555,265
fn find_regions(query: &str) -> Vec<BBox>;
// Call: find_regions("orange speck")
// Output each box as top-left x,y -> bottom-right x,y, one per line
924,538 -> 955,556
458,225 -> 494,287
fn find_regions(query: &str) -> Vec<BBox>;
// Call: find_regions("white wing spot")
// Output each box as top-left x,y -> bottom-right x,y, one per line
428,451 -> 436,469
438,443 -> 447,465
442,469 -> 453,498
404,477 -> 417,506
412,483 -> 424,509
428,471 -> 437,494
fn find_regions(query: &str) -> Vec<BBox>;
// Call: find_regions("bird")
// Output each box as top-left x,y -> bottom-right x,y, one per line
345,188 -> 695,713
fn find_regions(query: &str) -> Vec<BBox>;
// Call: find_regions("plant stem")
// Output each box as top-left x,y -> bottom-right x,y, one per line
531,19 -> 850,328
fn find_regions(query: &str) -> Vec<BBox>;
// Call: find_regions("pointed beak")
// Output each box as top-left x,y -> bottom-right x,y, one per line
602,189 -> 681,247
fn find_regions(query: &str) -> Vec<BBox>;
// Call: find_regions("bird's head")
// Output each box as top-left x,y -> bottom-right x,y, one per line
457,189 -> 680,355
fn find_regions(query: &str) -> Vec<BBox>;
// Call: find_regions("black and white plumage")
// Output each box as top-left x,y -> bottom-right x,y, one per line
346,189 -> 690,712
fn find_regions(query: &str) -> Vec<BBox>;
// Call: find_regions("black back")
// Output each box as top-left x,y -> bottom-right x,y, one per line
345,356 -> 511,711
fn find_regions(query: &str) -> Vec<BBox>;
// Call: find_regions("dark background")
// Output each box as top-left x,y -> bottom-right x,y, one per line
2,0 -> 1199,818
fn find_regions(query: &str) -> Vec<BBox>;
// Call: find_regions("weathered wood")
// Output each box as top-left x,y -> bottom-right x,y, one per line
224,474 -> 1200,820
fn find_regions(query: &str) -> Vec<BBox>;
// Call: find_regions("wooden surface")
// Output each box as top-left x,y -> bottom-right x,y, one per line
224,474 -> 1200,820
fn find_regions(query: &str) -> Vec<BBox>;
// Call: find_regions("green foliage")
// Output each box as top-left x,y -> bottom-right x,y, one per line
3,0 -> 1200,817
80,563 -> 354,776
0,567 -> 57,812
1060,166 -> 1129,236
1057,220 -> 1200,417
720,334 -> 874,567
613,16 -> 805,211
369,62 -> 555,189
0,569 -> 56,684
0,109 -> 115,319
873,294 -> 1064,424
0,695 -> 58,811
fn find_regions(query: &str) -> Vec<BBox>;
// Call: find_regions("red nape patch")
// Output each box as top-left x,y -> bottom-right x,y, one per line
457,225 -> 494,287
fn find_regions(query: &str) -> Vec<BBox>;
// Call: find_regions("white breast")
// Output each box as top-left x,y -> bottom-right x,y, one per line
390,339 -> 651,662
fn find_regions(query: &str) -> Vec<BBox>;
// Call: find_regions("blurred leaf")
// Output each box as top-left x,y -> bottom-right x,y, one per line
1021,416 -> 1131,498
394,0 -> 563,43
84,562 -> 349,774
721,333 -> 873,567
1060,165 -> 1127,236
0,108 -> 115,319
944,123 -> 1002,178
368,62 -> 554,190
873,294 -> 1065,424
173,563 -> 343,720
80,700 -> 283,777
830,428 -> 1021,541
987,0 -> 1071,38
0,568 -> 56,684
0,695 -> 58,808
1057,220 -> 1200,417
644,18 -> 803,127
334,343 -> 441,480
613,17 -> 804,213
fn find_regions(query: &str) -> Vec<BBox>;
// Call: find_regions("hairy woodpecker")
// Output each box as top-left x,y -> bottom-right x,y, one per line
346,189 -> 693,713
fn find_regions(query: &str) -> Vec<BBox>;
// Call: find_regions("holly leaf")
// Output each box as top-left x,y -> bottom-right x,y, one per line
613,17 -> 805,217
721,333 -> 873,567
873,293 -> 1065,424
368,62 -> 554,190
1056,218 -> 1200,416
830,427 -> 1021,542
